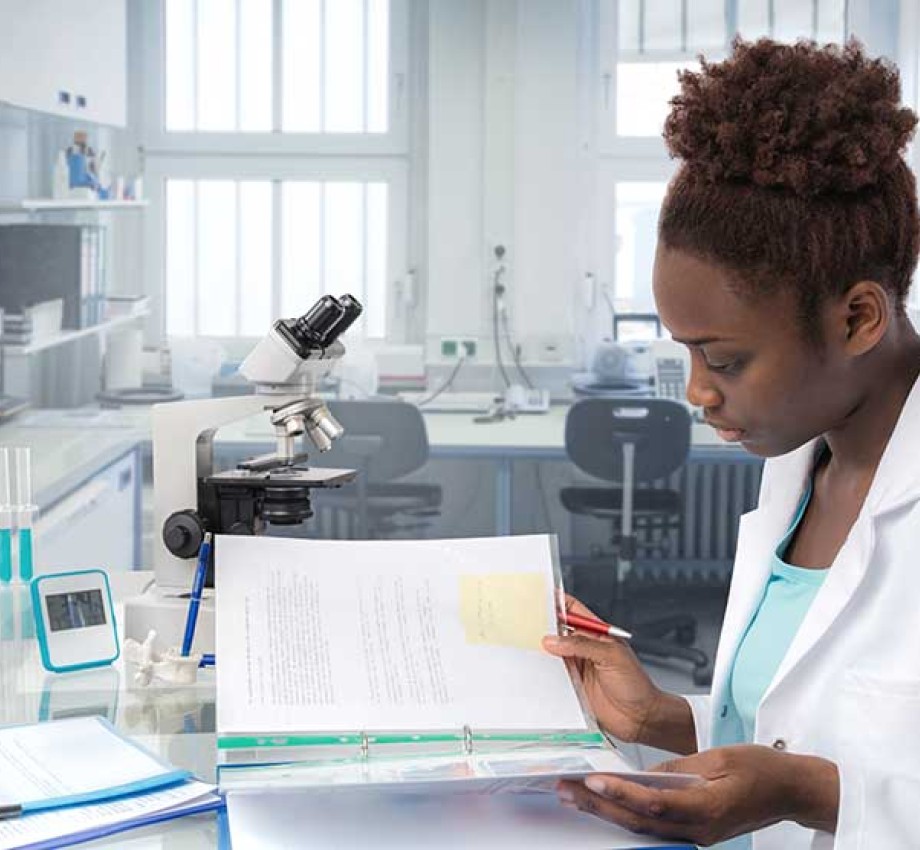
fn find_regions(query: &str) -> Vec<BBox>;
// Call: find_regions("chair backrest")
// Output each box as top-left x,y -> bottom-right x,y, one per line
310,398 -> 430,482
564,397 -> 690,483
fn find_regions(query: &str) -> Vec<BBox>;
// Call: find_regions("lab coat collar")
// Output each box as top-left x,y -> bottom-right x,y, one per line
861,370 -> 920,519
760,372 -> 920,705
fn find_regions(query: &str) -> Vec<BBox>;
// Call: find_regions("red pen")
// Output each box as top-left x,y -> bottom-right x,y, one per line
562,612 -> 632,640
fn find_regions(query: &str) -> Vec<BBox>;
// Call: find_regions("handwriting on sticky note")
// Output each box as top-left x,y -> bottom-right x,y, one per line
459,572 -> 548,650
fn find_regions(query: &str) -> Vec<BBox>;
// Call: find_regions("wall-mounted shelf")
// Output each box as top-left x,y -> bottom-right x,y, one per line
2,311 -> 149,356
0,199 -> 148,213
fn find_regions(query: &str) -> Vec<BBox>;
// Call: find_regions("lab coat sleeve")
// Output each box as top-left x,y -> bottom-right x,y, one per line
682,693 -> 711,752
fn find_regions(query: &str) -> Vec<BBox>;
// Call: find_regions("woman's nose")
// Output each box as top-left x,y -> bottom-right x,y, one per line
686,359 -> 722,410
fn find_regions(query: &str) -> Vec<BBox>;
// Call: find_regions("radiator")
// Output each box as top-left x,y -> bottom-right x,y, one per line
660,455 -> 763,561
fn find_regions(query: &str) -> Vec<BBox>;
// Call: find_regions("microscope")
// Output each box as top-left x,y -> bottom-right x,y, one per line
124,294 -> 363,654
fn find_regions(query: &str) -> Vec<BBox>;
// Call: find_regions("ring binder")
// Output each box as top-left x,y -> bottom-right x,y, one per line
462,725 -> 473,756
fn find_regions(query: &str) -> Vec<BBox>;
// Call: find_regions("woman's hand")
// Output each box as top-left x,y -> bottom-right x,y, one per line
542,596 -> 695,754
556,746 -> 840,847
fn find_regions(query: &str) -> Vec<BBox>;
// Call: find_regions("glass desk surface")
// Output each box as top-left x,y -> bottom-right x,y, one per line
0,583 -> 222,848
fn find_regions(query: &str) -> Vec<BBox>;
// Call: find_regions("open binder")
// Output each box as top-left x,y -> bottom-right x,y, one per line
214,534 -> 699,796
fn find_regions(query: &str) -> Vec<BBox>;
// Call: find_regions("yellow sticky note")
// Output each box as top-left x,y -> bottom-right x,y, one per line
459,572 -> 549,650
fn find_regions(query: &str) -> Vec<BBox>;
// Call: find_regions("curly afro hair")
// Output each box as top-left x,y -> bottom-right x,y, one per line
659,38 -> 920,334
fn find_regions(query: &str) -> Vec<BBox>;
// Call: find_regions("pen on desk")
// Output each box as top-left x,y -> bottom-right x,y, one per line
181,532 -> 212,657
0,803 -> 22,821
562,612 -> 632,641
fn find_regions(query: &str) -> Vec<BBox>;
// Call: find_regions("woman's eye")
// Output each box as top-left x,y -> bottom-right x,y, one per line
706,359 -> 741,374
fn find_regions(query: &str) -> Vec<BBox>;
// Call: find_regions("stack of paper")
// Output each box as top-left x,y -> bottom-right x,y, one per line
0,716 -> 221,849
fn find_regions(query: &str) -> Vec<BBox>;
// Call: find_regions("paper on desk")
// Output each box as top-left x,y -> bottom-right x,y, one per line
226,789 -> 689,849
0,780 -> 218,850
0,716 -> 187,811
216,534 -> 586,736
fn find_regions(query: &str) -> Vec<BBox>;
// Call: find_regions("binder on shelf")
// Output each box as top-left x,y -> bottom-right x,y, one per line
214,535 -> 700,796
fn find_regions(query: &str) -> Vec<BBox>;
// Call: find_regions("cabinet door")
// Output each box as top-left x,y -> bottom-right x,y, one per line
0,0 -> 126,126
35,450 -> 139,573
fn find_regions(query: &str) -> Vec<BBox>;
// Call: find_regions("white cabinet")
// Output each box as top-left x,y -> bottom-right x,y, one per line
35,448 -> 140,573
0,0 -> 126,127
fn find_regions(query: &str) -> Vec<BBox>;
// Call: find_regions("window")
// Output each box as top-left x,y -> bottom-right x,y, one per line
611,0 -> 848,137
598,0 -> 850,309
143,0 -> 407,342
164,0 -> 390,134
164,179 -> 388,338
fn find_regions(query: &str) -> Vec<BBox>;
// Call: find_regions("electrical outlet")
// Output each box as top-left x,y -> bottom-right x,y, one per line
440,338 -> 459,359
536,334 -> 565,363
460,339 -> 477,358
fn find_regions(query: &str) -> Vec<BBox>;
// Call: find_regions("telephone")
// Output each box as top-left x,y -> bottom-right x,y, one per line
650,339 -> 706,422
651,339 -> 689,401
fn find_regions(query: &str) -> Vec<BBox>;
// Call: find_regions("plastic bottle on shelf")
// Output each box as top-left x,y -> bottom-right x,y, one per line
52,151 -> 69,199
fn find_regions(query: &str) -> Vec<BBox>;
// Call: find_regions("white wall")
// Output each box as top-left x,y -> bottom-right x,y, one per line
425,0 -> 590,366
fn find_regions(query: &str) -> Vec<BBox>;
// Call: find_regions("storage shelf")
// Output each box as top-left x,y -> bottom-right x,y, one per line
0,199 -> 148,213
2,312 -> 149,356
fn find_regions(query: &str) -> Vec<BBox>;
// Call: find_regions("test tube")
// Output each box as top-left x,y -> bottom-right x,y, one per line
0,448 -> 11,584
14,447 -> 35,583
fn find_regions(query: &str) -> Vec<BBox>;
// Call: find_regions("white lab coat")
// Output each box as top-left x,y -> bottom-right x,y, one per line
684,375 -> 920,850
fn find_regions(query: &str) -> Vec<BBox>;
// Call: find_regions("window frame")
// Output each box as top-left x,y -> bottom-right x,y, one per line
138,0 -> 411,346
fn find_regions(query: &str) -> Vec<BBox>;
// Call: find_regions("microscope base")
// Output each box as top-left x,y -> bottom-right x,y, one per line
123,586 -> 216,655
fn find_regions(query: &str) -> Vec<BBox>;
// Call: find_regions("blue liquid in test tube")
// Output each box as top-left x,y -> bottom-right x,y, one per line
0,448 -> 11,584
14,448 -> 36,584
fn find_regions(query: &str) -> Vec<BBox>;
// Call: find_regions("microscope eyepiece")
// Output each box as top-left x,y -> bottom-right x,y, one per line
321,293 -> 363,345
279,293 -> 365,355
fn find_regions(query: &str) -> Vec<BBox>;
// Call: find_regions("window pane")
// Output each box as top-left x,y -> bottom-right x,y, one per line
687,0 -> 726,52
325,0 -> 365,132
737,0 -> 770,40
239,182 -> 273,335
615,182 -> 667,310
197,0 -> 238,131
281,182 -> 322,317
644,0 -> 683,52
619,0 -> 641,53
165,0 -> 195,131
240,0 -> 273,132
616,61 -> 688,136
773,0 -> 814,42
366,0 -> 390,133
166,180 -> 196,335
324,183 -> 364,299
365,183 -> 388,338
197,181 -> 237,335
817,0 -> 846,42
282,0 -> 321,132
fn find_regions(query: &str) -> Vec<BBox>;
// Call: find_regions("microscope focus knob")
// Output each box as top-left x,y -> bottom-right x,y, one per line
163,510 -> 205,559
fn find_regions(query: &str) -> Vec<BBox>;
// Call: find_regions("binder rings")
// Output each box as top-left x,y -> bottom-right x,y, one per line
214,535 -> 700,795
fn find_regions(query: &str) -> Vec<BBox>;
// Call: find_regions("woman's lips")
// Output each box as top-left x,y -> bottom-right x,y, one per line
706,420 -> 747,442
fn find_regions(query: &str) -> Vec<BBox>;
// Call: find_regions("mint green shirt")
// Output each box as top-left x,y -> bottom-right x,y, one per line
729,476 -> 829,741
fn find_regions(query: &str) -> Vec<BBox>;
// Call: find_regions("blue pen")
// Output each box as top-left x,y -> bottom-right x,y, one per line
181,532 -> 212,657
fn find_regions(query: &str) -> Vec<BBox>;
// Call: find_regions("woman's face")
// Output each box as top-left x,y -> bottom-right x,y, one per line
653,245 -> 855,458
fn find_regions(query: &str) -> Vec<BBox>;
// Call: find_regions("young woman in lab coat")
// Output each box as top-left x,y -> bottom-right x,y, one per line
544,38 -> 920,849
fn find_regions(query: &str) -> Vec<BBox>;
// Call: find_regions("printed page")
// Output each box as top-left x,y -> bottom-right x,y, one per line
216,534 -> 587,736
0,716 -> 183,808
0,780 -> 217,850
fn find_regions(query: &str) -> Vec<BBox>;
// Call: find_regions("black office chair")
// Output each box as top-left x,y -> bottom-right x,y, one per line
309,399 -> 442,539
561,397 -> 710,685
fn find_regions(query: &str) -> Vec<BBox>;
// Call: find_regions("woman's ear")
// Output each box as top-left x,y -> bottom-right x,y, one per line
838,281 -> 890,355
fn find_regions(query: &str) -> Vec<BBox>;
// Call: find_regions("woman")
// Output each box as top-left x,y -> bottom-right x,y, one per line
544,38 -> 920,849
